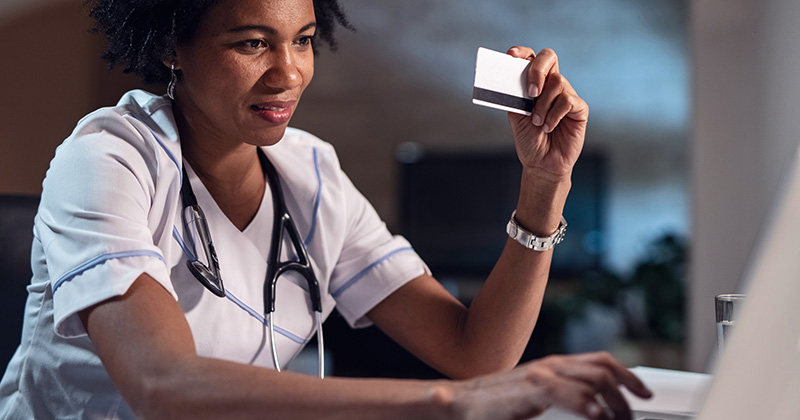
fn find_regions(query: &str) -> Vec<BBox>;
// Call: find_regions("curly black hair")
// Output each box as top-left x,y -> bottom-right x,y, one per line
86,0 -> 353,84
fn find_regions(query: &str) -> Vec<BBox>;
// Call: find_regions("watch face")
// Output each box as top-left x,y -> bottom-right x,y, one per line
506,219 -> 516,237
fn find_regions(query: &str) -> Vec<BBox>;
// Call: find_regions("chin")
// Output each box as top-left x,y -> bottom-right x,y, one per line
248,125 -> 289,147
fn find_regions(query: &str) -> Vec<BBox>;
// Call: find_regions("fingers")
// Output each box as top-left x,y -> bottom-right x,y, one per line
598,391 -> 633,420
532,74 -> 564,132
527,353 -> 652,419
506,46 -> 559,98
531,74 -> 588,134
507,46 -> 535,60
454,352 -> 650,420
529,371 -> 605,419
573,352 -> 653,399
526,48 -> 560,99
506,47 -> 585,133
553,364 -> 634,420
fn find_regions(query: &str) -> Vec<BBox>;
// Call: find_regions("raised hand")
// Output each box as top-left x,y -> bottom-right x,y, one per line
506,47 -> 589,184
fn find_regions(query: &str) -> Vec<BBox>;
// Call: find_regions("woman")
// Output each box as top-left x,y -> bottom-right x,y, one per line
0,0 -> 651,418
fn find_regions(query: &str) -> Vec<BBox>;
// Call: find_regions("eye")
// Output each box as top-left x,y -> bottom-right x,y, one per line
239,39 -> 267,51
296,35 -> 314,48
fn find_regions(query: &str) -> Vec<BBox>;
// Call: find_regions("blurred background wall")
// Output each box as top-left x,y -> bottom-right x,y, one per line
0,0 -> 794,375
689,0 -> 800,371
0,1 -> 143,195
0,0 -> 690,271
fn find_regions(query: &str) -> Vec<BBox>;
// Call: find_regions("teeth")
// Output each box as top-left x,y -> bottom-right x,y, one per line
254,105 -> 285,111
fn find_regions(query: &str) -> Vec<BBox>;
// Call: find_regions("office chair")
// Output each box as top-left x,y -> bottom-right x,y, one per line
0,195 -> 39,373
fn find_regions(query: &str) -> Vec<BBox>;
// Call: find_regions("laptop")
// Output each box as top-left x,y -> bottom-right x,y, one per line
539,144 -> 800,420
693,142 -> 800,419
630,142 -> 800,420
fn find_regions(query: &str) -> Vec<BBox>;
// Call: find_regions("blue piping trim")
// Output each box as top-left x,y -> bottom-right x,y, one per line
225,291 -> 308,345
304,147 -> 322,246
172,226 -> 197,261
331,247 -> 414,298
130,116 -> 183,187
53,250 -> 165,293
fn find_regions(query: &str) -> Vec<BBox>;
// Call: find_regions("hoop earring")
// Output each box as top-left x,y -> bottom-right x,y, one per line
167,63 -> 177,100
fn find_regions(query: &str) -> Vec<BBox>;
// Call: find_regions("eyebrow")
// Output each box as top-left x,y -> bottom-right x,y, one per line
227,22 -> 317,35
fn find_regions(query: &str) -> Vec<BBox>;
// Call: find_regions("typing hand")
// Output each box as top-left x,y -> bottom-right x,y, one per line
451,352 -> 653,420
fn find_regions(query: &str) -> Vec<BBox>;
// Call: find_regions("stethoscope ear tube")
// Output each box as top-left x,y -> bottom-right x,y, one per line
183,204 -> 225,297
266,263 -> 323,312
259,149 -> 325,377
181,162 -> 225,297
262,150 -> 324,314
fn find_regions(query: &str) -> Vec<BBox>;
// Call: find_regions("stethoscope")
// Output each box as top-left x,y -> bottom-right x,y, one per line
179,147 -> 325,378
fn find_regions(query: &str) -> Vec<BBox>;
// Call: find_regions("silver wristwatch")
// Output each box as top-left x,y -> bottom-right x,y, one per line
506,210 -> 567,251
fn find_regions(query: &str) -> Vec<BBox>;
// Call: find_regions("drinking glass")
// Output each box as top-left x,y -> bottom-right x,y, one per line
715,294 -> 745,354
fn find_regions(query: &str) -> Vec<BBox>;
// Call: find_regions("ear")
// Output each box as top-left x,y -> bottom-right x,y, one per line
162,51 -> 180,70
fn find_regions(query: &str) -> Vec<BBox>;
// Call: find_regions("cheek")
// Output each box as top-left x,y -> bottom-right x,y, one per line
213,59 -> 263,90
183,55 -> 260,95
300,56 -> 314,90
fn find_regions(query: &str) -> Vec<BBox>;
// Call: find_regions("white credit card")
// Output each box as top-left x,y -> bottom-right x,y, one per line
472,47 -> 534,116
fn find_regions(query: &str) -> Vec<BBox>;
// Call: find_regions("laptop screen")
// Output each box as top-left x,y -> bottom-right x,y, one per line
697,144 -> 800,419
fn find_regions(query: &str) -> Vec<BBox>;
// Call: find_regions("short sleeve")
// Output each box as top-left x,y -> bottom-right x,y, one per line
328,173 -> 428,328
38,114 -> 176,338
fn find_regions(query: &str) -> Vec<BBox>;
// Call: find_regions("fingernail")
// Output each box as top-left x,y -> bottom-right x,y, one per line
587,403 -> 602,418
543,123 -> 551,133
532,114 -> 542,126
509,47 -> 519,55
528,84 -> 539,97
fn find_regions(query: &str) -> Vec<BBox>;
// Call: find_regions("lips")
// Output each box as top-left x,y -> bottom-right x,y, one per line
251,100 -> 295,124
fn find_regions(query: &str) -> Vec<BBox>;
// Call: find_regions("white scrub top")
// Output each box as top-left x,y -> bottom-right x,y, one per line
0,90 -> 428,419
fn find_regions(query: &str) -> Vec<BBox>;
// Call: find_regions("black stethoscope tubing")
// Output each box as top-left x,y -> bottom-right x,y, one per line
179,147 -> 324,377
260,149 -> 322,313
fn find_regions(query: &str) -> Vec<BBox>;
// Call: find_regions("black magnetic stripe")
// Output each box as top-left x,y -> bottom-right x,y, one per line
472,87 -> 534,113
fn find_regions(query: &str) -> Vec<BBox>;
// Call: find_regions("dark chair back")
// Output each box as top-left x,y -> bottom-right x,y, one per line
0,195 -> 39,372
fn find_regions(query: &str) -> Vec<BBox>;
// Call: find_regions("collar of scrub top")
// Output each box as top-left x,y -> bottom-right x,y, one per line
179,147 -> 325,378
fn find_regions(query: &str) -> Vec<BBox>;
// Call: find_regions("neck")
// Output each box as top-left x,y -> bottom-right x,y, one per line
174,99 -> 259,182
174,103 -> 267,231
184,142 -> 262,188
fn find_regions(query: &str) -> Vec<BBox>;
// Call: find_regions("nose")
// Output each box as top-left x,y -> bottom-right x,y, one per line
260,46 -> 303,91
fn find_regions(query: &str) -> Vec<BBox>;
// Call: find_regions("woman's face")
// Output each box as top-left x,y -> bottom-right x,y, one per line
174,0 -> 316,149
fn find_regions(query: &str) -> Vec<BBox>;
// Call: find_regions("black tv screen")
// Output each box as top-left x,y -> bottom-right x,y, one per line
398,148 -> 605,279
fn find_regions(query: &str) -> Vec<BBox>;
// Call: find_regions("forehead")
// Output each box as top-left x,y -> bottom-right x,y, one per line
201,0 -> 316,33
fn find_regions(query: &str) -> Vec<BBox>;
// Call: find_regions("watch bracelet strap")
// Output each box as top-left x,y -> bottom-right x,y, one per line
506,210 -> 567,251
